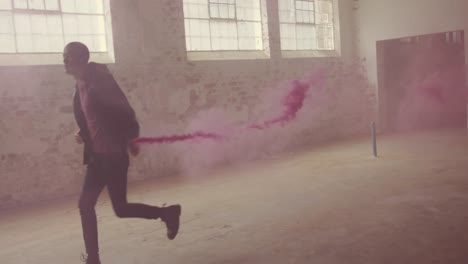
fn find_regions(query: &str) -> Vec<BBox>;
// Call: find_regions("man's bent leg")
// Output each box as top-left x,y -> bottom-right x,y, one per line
78,160 -> 106,259
105,154 -> 181,239
105,155 -> 162,219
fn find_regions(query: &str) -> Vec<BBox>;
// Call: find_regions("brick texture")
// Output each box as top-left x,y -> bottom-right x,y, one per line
0,0 -> 375,209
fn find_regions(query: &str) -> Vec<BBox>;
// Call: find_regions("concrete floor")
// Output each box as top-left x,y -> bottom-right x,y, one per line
1,129 -> 468,264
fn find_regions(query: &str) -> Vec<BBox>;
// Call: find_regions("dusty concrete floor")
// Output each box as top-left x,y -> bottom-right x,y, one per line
1,129 -> 468,264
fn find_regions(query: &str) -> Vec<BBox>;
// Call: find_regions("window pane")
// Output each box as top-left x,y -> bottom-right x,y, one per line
46,15 -> 62,34
279,0 -> 335,51
218,4 -> 229,19
296,1 -> 313,11
185,18 -> 211,51
89,0 -> 104,14
210,20 -> 237,50
32,35 -> 49,52
296,0 -> 302,9
44,0 -> 58,10
315,12 -> 329,24
209,4 -> 218,18
90,15 -> 105,35
316,0 -> 332,14
189,19 -> 210,38
296,10 -> 302,22
0,12 -> 13,34
279,12 -> 295,23
31,15 -> 47,34
0,0 -> 12,10
317,37 -> 333,50
78,35 -> 93,50
189,19 -> 200,37
237,21 -> 262,50
317,25 -> 333,50
278,0 -> 294,12
184,19 -> 190,36
63,14 -> 78,34
280,23 -> 296,50
28,0 -> 45,10
278,0 -> 295,23
305,11 -> 312,23
60,0 -> 76,12
315,0 -> 333,24
184,0 -> 266,52
184,0 -> 209,19
14,14 -> 32,34
14,0 -> 28,9
75,0 -> 91,14
93,35 -> 106,52
104,0 -> 110,14
200,37 -> 211,50
16,34 -> 33,52
184,20 -> 192,50
296,24 -> 316,50
228,5 -> 235,19
64,34 -> 78,45
77,15 -> 92,34
48,34 -> 64,52
236,0 -> 261,21
197,2 -> 209,18
0,34 -> 15,52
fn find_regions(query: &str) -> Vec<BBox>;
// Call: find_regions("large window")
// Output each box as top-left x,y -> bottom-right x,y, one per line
182,0 -> 266,52
278,0 -> 335,51
0,0 -> 110,54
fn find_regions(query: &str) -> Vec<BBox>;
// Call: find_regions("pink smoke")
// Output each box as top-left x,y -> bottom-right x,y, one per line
395,61 -> 465,131
132,131 -> 222,144
385,34 -> 467,132
247,80 -> 309,129
133,69 -> 326,145
171,69 -> 328,174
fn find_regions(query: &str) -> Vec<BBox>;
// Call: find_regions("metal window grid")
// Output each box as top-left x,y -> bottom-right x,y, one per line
208,0 -> 236,20
278,0 -> 335,51
294,0 -> 315,24
185,0 -> 264,51
2,0 -> 108,54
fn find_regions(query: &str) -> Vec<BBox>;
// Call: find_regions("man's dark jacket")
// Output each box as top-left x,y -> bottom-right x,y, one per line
73,62 -> 139,164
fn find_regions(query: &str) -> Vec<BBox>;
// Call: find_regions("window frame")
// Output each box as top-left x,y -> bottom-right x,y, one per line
279,0 -> 341,58
294,0 -> 315,24
0,0 -> 115,65
208,0 -> 237,20
183,0 -> 271,61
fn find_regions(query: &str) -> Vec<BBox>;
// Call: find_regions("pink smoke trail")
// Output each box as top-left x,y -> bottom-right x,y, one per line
248,69 -> 326,129
247,80 -> 309,129
132,131 -> 222,144
132,69 -> 326,145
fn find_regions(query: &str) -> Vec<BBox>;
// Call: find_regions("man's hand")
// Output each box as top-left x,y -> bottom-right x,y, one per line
74,130 -> 83,144
128,140 -> 140,156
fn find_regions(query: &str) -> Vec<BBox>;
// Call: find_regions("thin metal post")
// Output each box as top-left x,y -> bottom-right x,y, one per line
371,122 -> 377,157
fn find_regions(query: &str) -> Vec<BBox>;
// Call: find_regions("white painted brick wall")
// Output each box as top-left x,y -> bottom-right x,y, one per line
0,0 -> 375,209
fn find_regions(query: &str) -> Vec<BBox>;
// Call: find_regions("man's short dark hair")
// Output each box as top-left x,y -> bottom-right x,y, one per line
65,42 -> 90,63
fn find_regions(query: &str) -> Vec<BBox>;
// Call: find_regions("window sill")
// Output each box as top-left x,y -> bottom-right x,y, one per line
186,50 -> 270,61
0,52 -> 115,66
281,49 -> 341,59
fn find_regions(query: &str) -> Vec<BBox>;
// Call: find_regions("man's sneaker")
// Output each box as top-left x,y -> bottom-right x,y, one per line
81,253 -> 101,264
161,204 -> 181,240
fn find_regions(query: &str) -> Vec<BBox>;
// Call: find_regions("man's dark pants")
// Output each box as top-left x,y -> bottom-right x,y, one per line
78,153 -> 162,256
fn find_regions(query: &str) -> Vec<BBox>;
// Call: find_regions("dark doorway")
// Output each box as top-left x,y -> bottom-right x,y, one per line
376,30 -> 466,133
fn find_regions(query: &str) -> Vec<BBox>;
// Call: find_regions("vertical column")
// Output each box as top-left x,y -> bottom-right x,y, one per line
265,0 -> 281,61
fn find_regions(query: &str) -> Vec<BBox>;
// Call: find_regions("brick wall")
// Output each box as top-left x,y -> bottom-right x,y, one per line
0,0 -> 375,209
